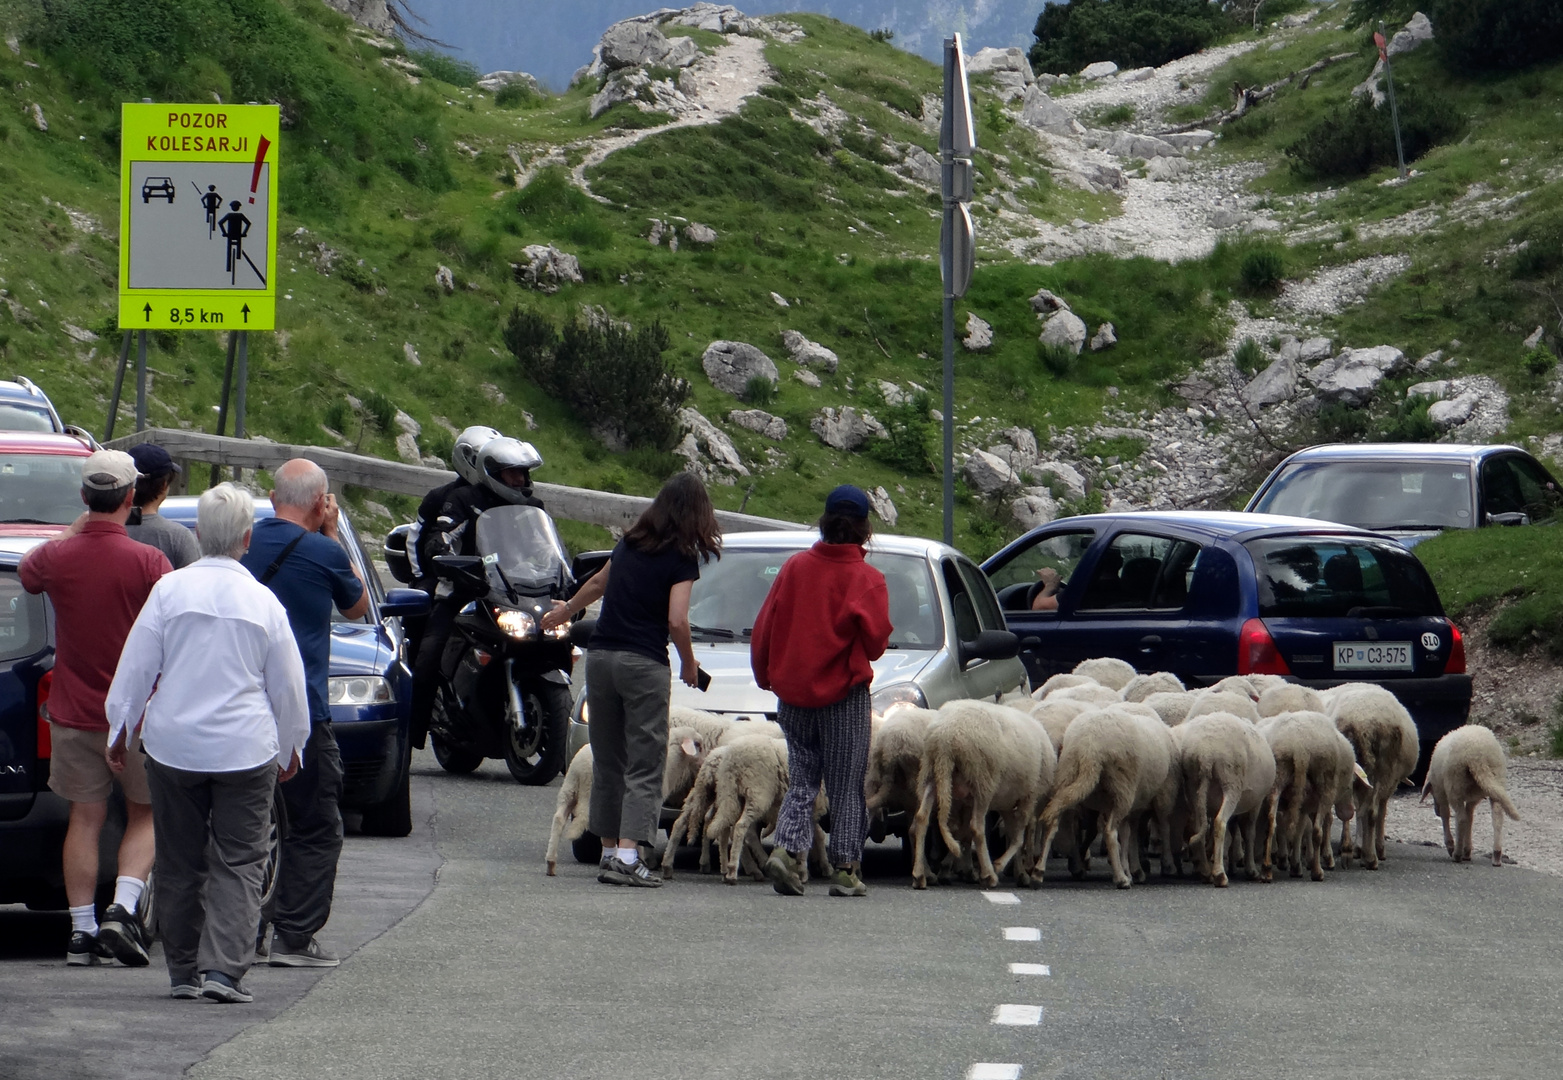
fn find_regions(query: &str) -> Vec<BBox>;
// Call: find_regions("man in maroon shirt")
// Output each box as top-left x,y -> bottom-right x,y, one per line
20,449 -> 171,966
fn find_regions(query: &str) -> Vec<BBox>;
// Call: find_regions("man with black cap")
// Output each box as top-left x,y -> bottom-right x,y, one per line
19,450 -> 171,965
750,484 -> 892,898
126,443 -> 200,570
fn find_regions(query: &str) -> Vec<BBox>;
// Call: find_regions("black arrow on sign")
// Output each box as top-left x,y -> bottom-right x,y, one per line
142,303 -> 152,322
240,304 -> 251,324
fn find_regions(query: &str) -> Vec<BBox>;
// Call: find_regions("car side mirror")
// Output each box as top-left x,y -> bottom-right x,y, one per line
959,629 -> 1020,669
433,555 -> 489,597
1485,511 -> 1528,526
568,618 -> 598,648
380,588 -> 431,619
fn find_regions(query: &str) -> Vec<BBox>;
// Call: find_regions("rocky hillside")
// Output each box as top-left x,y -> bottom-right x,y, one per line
0,0 -> 1560,559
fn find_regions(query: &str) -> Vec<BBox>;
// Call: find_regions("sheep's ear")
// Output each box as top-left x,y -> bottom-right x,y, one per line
680,737 -> 700,758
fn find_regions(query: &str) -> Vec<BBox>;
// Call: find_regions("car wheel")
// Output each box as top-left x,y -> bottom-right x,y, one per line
431,732 -> 484,774
571,832 -> 602,865
360,745 -> 413,837
502,681 -> 570,785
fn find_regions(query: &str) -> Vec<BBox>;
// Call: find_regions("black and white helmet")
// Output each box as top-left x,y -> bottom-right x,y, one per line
476,438 -> 544,504
452,425 -> 503,486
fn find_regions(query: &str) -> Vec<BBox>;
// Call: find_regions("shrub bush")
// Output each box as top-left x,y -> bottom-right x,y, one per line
503,307 -> 687,449
1029,0 -> 1231,76
362,390 -> 397,432
743,376 -> 777,406
409,49 -> 480,87
1429,0 -> 1563,72
1284,85 -> 1465,179
1038,341 -> 1079,379
494,82 -> 542,109
1239,247 -> 1285,294
1523,345 -> 1558,378
871,392 -> 936,476
1233,337 -> 1266,375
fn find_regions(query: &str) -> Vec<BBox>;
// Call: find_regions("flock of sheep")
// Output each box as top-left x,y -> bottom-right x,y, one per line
544,657 -> 1520,889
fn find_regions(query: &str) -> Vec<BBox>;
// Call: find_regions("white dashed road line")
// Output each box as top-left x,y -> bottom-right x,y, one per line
966,1065 -> 1023,1080
1008,963 -> 1051,976
1003,926 -> 1041,941
982,892 -> 1022,905
992,1004 -> 1045,1026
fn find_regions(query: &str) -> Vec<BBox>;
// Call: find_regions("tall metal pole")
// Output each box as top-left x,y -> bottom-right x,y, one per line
212,331 -> 238,487
134,330 -> 147,432
233,330 -> 248,481
1378,23 -> 1407,180
940,40 -> 956,547
104,330 -> 133,442
942,293 -> 955,546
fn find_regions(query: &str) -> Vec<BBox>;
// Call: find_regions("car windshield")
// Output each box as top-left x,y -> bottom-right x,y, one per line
1251,460 -> 1472,530
1245,537 -> 1442,618
475,504 -> 571,596
0,404 -> 56,433
685,549 -> 943,649
0,452 -> 85,524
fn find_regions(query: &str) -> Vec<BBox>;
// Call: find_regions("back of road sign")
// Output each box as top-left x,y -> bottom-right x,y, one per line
118,104 -> 280,331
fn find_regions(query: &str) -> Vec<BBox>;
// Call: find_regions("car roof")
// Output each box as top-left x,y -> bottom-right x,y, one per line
1277,443 -> 1523,464
1017,510 -> 1374,541
159,495 -> 275,524
0,432 -> 92,454
721,529 -> 973,561
0,534 -> 48,563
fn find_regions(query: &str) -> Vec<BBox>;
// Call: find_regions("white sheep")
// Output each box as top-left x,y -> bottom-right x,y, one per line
1208,675 -> 1261,701
1072,657 -> 1138,691
1320,731 -> 1367,872
1027,698 -> 1092,752
1049,682 -> 1123,708
1142,691 -> 1196,727
706,735 -> 794,885
1173,712 -> 1276,887
865,707 -> 938,820
1329,685 -> 1419,870
1257,710 -> 1350,881
1257,683 -> 1326,718
1421,725 -> 1520,866
1033,672 -> 1098,700
1120,671 -> 1184,703
1247,673 -> 1293,696
662,743 -> 729,879
1184,689 -> 1261,725
1036,706 -> 1177,888
910,701 -> 1056,890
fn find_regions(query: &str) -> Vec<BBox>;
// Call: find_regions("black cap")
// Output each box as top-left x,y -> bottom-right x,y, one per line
127,443 -> 181,479
824,484 -> 870,520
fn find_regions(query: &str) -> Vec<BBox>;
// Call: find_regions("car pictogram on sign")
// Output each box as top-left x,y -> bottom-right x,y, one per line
141,177 -> 176,203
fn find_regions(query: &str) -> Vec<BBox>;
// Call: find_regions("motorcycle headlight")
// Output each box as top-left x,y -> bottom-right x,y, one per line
544,621 -> 570,640
871,683 -> 927,717
495,609 -> 536,640
328,676 -> 395,706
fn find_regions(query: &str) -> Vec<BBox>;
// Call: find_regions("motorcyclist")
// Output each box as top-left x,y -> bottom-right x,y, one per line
407,425 -> 502,592
408,436 -> 546,747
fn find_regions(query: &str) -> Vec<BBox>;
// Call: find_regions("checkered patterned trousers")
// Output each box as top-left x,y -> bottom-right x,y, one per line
773,683 -> 872,867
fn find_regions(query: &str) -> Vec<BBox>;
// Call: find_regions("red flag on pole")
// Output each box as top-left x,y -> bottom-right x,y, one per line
1374,31 -> 1388,62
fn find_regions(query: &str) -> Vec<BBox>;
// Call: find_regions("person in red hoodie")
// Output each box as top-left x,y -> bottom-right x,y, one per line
751,485 -> 892,897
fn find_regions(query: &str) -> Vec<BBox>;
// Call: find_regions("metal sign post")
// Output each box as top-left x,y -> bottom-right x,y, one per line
940,34 -> 977,546
1375,25 -> 1408,180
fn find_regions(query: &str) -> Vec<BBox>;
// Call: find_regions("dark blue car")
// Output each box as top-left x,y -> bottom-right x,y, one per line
982,511 -> 1471,773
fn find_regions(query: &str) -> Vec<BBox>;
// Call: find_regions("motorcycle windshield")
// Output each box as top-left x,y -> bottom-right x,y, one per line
475,505 -> 572,595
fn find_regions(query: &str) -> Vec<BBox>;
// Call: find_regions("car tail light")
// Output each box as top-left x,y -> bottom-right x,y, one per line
36,670 -> 52,760
1445,621 -> 1466,675
1237,618 -> 1292,676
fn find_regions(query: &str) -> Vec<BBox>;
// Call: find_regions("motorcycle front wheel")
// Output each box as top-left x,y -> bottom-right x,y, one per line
431,732 -> 484,774
503,681 -> 571,785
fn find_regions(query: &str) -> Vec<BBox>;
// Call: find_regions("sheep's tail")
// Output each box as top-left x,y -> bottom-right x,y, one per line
935,746 -> 961,857
1041,752 -> 1102,830
1470,761 -> 1521,821
1187,761 -> 1214,846
1419,775 -> 1432,804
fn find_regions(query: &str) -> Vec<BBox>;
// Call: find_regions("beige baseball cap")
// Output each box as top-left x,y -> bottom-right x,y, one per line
80,449 -> 141,491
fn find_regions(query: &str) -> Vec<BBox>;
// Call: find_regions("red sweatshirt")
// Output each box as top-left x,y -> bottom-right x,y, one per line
750,542 -> 892,709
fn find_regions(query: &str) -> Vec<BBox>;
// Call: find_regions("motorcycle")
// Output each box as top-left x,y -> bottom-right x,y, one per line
387,504 -> 588,785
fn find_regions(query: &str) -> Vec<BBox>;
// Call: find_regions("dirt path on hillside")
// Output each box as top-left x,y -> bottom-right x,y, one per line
570,35 -> 771,198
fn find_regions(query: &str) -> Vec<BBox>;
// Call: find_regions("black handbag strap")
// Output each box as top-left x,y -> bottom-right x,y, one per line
259,531 -> 307,585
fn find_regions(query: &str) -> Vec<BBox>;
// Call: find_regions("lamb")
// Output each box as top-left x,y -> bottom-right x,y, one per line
1329,685 -> 1419,870
1320,732 -> 1367,871
1120,671 -> 1184,703
1173,712 -> 1276,887
1208,675 -> 1261,701
705,735 -> 793,885
1027,698 -> 1092,751
1033,672 -> 1097,699
1258,683 -> 1326,718
1184,689 -> 1262,724
1257,710 -> 1349,881
1049,682 -> 1123,708
1036,706 -> 1177,888
1421,725 -> 1520,866
546,726 -> 707,876
910,701 -> 1056,890
1142,691 -> 1196,727
1072,657 -> 1138,691
865,707 -> 938,821
668,705 -> 733,750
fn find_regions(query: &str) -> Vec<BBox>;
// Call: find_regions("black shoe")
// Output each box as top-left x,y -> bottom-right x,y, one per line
66,930 -> 109,966
98,903 -> 151,967
200,971 -> 254,1004
599,855 -> 663,888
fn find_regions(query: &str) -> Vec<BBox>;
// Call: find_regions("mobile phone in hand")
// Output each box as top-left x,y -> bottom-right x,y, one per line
696,667 -> 712,692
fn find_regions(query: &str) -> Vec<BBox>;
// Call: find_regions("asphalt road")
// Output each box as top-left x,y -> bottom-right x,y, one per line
4,749 -> 1561,1080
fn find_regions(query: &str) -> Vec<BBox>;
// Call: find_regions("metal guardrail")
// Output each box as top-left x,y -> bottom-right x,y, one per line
104,428 -> 803,534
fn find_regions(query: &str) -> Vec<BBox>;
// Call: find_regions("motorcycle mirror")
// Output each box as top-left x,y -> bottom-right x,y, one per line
433,555 -> 489,597
570,551 -> 613,593
568,618 -> 598,648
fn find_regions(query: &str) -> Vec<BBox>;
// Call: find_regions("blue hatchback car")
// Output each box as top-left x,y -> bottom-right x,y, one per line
981,511 -> 1471,774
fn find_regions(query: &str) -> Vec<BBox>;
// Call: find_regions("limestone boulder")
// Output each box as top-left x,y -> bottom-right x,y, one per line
435,265 -> 455,293
598,21 -> 674,71
728,409 -> 787,441
1028,461 -> 1087,502
1029,288 -> 1071,314
967,46 -> 1035,83
1090,323 -> 1117,352
868,486 -> 899,528
678,408 -> 747,475
517,245 -> 583,292
1306,346 -> 1407,407
811,407 -> 886,451
1011,492 -> 1058,531
963,312 -> 993,351
1019,85 -> 1083,136
781,330 -> 839,373
1242,357 -> 1300,409
1039,310 -> 1087,355
963,450 -> 1020,495
1080,61 -> 1118,80
1387,11 -> 1434,57
477,70 -> 541,94
683,222 -> 718,245
1299,336 -> 1333,363
1428,392 -> 1479,430
702,341 -> 778,397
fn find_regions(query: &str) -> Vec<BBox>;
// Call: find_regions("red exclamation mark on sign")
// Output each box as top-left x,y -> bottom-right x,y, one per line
248,135 -> 270,204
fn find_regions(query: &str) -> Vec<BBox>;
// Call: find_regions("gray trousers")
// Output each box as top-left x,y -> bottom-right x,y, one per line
774,684 -> 872,866
273,720 -> 343,947
586,649 -> 671,845
145,755 -> 276,982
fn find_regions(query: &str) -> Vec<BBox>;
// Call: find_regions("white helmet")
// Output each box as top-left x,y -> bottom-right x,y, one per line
452,425 -> 502,486
476,437 -> 544,504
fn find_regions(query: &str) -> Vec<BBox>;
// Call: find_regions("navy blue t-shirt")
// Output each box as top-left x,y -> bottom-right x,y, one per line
242,517 -> 365,723
589,539 -> 700,665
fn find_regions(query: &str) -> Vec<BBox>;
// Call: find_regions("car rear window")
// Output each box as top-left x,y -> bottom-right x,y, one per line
1251,460 -> 1472,530
0,572 -> 48,662
1244,537 -> 1442,618
0,404 -> 57,433
0,453 -> 86,525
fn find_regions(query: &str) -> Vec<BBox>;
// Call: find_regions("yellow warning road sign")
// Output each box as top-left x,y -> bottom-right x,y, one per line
118,104 -> 280,331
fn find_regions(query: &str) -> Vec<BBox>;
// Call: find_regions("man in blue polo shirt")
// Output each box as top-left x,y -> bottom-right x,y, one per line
241,458 -> 367,967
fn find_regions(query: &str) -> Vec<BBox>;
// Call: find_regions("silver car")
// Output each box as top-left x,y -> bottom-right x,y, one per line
566,530 -> 1028,761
